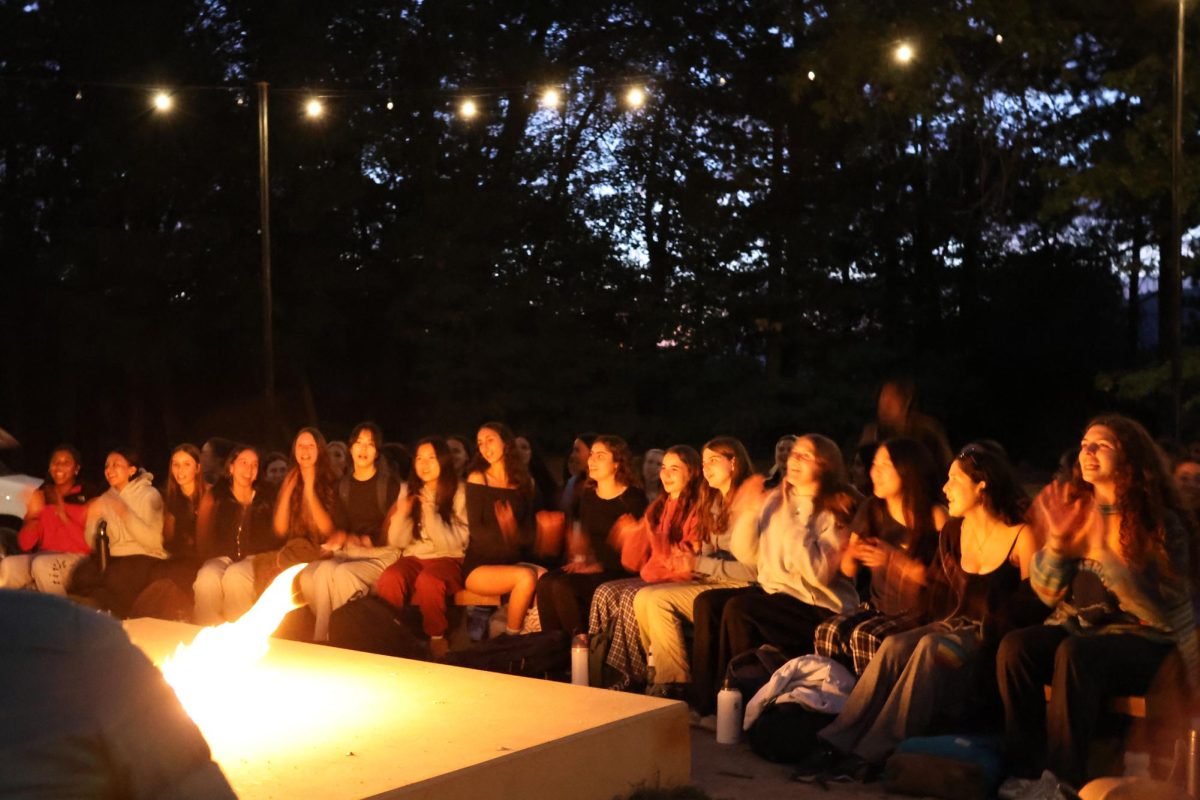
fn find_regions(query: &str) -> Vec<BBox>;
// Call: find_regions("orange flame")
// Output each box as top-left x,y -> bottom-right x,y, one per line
161,563 -> 306,746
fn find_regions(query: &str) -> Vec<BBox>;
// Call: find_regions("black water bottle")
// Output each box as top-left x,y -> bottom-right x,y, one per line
95,519 -> 110,573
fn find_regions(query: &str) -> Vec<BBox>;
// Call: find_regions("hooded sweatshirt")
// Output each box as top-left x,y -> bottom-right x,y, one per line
386,483 -> 469,559
729,485 -> 857,613
84,472 -> 167,559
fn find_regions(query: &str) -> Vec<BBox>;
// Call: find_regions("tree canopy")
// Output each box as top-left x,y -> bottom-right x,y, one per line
2,0 -> 1197,470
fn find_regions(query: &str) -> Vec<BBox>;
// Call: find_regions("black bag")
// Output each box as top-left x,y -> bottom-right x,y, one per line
442,630 -> 570,678
725,644 -> 789,701
746,700 -> 837,763
328,596 -> 430,660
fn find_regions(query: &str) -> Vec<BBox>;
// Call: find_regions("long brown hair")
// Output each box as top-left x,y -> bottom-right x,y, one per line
698,436 -> 755,544
877,437 -> 939,549
1070,414 -> 1184,574
280,427 -> 339,534
645,445 -> 704,544
468,421 -> 533,497
165,443 -> 208,512
798,434 -> 861,525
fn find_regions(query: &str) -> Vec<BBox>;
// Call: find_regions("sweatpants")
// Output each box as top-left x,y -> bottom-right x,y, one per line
375,556 -> 464,637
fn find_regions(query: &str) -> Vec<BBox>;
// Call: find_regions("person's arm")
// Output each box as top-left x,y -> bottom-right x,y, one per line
789,511 -> 850,587
272,471 -> 298,537
1012,524 -> 1039,580
118,485 -> 164,552
193,493 -> 217,561
301,476 -> 335,538
17,489 -> 46,552
385,484 -> 414,549
163,507 -> 177,544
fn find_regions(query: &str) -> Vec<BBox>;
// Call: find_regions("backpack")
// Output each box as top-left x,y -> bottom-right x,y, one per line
746,699 -> 837,764
725,644 -> 789,701
884,735 -> 1003,800
441,630 -> 570,679
328,595 -> 430,660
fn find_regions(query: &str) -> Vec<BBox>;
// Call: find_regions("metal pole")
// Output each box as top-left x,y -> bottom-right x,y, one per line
257,81 -> 276,415
1170,0 -> 1186,437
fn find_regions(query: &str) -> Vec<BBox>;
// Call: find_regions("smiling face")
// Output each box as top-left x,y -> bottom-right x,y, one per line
943,459 -> 984,517
702,447 -> 735,494
229,449 -> 259,490
170,451 -> 200,490
1078,424 -> 1120,487
870,445 -> 902,500
786,438 -> 821,491
476,427 -> 506,466
294,432 -> 320,470
659,452 -> 691,498
414,443 -> 441,485
588,442 -> 617,483
48,449 -> 80,489
104,452 -> 137,491
350,430 -> 378,471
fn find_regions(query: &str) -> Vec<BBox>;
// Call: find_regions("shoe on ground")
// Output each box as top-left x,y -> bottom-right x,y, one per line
792,744 -> 839,783
645,682 -> 687,701
826,752 -> 880,783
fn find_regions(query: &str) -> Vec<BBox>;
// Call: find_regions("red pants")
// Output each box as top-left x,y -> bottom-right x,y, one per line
376,556 -> 464,636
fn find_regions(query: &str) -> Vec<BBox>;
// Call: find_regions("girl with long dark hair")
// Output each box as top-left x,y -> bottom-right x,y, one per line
634,436 -> 758,698
461,422 -> 542,635
536,435 -> 648,634
813,437 -> 946,675
587,444 -> 705,689
693,434 -> 861,712
218,428 -> 345,622
163,443 -> 208,560
192,445 -> 274,625
375,437 -> 470,656
799,443 -> 1039,780
996,415 -> 1198,788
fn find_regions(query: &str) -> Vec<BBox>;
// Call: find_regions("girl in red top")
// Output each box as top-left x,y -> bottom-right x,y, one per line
1,445 -> 92,594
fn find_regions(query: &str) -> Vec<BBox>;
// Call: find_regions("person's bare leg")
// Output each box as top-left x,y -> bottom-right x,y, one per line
465,565 -> 542,632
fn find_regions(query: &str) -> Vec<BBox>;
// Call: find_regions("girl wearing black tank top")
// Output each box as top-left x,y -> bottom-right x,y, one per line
799,443 -> 1037,779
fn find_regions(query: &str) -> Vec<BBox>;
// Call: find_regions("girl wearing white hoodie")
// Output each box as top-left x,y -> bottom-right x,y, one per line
691,433 -> 861,712
77,448 -> 166,616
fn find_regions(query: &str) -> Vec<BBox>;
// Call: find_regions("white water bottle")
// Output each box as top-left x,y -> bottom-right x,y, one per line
716,678 -> 743,744
571,633 -> 589,686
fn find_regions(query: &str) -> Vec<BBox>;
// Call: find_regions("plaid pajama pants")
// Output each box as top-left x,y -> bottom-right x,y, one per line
813,607 -> 924,675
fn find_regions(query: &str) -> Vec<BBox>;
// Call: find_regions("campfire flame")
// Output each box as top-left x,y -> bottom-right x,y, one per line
161,563 -> 307,748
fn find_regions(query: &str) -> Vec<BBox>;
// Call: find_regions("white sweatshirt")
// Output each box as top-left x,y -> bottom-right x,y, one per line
385,483 -> 469,559
84,471 -> 167,559
729,485 -> 857,612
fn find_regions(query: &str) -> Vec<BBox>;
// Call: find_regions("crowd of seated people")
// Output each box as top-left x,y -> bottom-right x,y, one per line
5,381 -> 1200,793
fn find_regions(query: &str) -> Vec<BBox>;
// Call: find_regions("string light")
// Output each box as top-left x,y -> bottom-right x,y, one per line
807,70 -> 816,81
995,34 -> 1004,44
74,89 -> 82,101
540,87 -> 561,109
386,99 -> 394,110
894,42 -> 915,64
152,91 -> 173,112
624,85 -> 646,109
305,98 -> 324,118
459,98 -> 478,119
